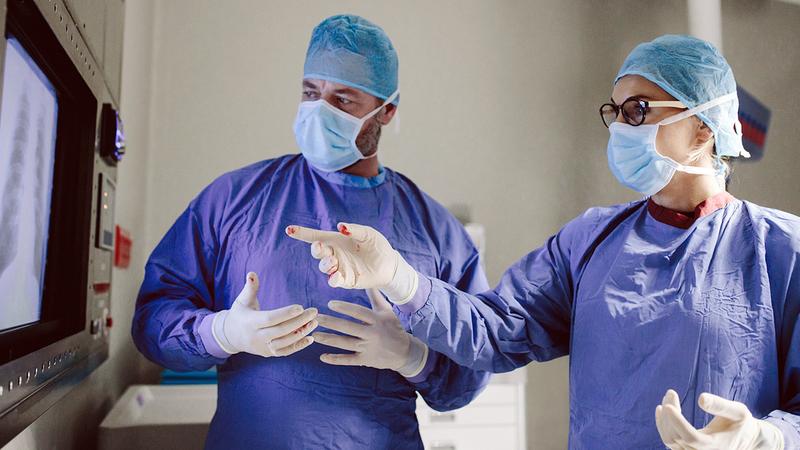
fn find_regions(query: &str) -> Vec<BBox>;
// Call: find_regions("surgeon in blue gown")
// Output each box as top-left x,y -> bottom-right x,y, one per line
132,14 -> 490,449
290,35 -> 800,449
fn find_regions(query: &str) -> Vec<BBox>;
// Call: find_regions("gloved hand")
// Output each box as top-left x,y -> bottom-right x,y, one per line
212,272 -> 319,357
312,288 -> 428,377
655,389 -> 784,450
285,223 -> 419,304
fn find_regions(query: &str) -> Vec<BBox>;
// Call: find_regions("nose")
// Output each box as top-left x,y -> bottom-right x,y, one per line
614,107 -> 626,124
320,92 -> 338,106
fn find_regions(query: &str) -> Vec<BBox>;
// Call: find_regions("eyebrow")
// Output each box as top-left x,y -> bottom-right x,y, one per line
332,87 -> 361,96
302,81 -> 362,98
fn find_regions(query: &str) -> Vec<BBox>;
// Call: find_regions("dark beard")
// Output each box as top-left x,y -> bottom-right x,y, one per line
355,116 -> 382,157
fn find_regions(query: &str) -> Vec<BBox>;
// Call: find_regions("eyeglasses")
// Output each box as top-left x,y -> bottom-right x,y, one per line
599,97 -> 686,128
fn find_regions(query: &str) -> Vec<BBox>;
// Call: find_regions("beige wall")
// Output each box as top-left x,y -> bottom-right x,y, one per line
1,1 -> 159,449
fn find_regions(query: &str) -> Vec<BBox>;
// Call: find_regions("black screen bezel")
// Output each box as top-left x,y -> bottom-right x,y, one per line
0,0 -> 97,364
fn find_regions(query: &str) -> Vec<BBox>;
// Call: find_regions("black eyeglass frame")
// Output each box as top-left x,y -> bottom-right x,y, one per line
599,97 -> 686,128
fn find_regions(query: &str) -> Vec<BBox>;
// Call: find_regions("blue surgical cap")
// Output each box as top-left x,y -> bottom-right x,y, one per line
615,35 -> 747,158
304,14 -> 399,105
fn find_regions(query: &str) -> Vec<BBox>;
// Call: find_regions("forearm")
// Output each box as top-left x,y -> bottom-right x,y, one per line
132,299 -> 228,371
412,349 -> 492,411
397,275 -> 547,373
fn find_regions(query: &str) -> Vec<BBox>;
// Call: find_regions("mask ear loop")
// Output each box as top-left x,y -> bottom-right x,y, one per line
358,91 -> 400,160
658,92 -> 738,126
656,92 -> 739,176
362,91 -> 399,123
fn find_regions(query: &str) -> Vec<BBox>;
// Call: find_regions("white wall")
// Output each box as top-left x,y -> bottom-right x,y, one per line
139,1 -> 800,449
1,1 -> 159,448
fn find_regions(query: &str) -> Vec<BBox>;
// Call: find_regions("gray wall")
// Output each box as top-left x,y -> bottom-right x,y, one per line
1,1 -> 160,449
3,1 -> 800,449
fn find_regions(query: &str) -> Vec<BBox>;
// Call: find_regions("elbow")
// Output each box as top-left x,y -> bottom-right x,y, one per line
426,384 -> 490,412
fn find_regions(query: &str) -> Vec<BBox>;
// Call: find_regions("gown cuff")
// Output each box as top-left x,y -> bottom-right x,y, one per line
762,411 -> 796,450
405,348 -> 438,383
199,312 -> 233,359
396,274 -> 432,315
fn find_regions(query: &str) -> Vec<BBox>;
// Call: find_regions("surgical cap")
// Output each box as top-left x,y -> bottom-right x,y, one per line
615,35 -> 747,158
304,14 -> 399,105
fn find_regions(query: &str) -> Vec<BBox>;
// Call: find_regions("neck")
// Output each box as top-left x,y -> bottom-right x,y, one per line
341,155 -> 380,178
651,172 -> 724,212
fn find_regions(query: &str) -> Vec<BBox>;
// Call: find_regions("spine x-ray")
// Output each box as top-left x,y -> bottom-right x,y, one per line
0,38 -> 59,331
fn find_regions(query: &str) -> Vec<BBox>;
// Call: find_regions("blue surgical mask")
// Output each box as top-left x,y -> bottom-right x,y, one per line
606,94 -> 734,196
293,91 -> 398,172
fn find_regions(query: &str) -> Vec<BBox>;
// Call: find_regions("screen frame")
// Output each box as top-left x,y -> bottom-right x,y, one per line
0,0 -> 97,364
0,35 -> 60,332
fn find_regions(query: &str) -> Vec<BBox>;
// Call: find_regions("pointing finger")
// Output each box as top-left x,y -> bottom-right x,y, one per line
285,225 -> 341,244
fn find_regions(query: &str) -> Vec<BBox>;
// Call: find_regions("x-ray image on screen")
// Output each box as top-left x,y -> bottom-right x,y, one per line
0,37 -> 59,331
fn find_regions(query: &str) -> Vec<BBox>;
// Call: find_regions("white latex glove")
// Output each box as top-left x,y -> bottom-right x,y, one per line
311,288 -> 428,377
655,389 -> 784,450
285,223 -> 419,304
212,272 -> 319,357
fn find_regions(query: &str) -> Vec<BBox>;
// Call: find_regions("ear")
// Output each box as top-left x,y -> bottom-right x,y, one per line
693,119 -> 715,151
376,103 -> 397,126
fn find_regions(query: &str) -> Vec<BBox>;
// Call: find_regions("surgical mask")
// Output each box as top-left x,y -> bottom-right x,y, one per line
606,93 -> 736,196
293,91 -> 398,172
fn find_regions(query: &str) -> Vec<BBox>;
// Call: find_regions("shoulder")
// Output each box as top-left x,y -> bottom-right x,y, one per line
386,167 -> 466,231
740,201 -> 800,251
384,167 -> 477,257
190,155 -> 301,210
560,201 -> 645,243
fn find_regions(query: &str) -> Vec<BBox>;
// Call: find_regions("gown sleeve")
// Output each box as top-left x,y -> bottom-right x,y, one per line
411,246 -> 494,411
131,190 -> 230,371
398,225 -> 576,374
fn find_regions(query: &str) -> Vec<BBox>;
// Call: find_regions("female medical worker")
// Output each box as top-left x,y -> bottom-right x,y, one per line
285,35 -> 800,449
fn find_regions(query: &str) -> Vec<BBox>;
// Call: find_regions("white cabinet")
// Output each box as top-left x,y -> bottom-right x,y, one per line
416,381 -> 526,450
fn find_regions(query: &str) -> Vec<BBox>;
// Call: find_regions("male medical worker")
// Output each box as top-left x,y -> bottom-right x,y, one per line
132,14 -> 491,449
289,35 -> 800,449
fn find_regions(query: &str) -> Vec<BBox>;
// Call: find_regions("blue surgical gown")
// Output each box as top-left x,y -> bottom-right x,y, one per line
399,199 -> 800,449
132,155 -> 491,449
